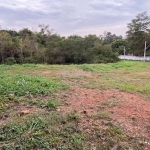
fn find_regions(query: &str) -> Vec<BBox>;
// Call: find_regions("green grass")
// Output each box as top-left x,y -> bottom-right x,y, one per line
81,61 -> 150,73
0,111 -> 83,150
0,61 -> 149,149
1,61 -> 150,74
0,67 -> 68,116
0,111 -> 144,150
81,61 -> 150,99
0,73 -> 67,97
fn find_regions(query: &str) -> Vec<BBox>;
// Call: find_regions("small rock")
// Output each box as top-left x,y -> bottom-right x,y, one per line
4,104 -> 9,107
20,110 -> 30,115
57,108 -> 61,112
7,94 -> 14,97
83,110 -> 87,114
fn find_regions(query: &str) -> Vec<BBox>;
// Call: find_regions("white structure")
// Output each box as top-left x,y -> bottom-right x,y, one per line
119,55 -> 150,61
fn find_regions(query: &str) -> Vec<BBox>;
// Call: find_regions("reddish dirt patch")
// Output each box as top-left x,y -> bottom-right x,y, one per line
33,69 -> 94,78
56,69 -> 93,78
41,70 -> 52,74
136,72 -> 150,76
59,88 -> 121,113
32,70 -> 53,75
59,88 -> 150,139
111,94 -> 150,137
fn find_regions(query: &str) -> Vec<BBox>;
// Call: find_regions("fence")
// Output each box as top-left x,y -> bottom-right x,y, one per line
119,55 -> 150,61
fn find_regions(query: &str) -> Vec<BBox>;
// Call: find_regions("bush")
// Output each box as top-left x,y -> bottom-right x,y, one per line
5,57 -> 16,65
92,44 -> 119,63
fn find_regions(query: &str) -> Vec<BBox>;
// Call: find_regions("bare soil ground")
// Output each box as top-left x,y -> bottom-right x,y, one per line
56,70 -> 150,149
59,88 -> 150,138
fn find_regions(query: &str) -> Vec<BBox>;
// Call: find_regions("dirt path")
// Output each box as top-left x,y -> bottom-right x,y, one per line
59,87 -> 150,141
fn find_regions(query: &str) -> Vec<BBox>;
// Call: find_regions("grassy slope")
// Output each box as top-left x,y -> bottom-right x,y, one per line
0,61 -> 150,150
82,61 -> 150,99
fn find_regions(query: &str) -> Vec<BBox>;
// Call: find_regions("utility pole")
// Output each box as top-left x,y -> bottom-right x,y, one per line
124,46 -> 126,60
144,40 -> 146,61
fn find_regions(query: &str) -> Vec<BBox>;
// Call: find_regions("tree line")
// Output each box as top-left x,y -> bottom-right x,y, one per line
0,12 -> 150,65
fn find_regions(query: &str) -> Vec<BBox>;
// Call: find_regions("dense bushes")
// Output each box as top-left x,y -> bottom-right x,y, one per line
0,28 -> 120,64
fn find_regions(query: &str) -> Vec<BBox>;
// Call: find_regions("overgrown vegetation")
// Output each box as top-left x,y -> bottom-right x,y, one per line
0,28 -> 120,64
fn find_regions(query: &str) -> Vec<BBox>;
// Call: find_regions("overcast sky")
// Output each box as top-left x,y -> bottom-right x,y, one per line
0,0 -> 150,37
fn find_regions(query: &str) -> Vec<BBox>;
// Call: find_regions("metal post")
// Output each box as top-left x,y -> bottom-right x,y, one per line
124,46 -> 126,60
144,40 -> 146,61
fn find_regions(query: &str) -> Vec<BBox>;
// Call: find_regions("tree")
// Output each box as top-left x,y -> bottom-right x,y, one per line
126,12 -> 150,55
92,43 -> 119,63
0,31 -> 14,63
111,39 -> 128,54
101,31 -> 122,45
0,26 -> 120,64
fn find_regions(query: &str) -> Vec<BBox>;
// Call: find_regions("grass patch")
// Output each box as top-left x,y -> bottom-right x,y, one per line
82,64 -> 94,72
0,67 -> 68,116
81,61 -> 150,73
31,99 -> 60,110
81,61 -> 150,98
0,96 -> 9,115
45,99 -> 60,110
0,111 -> 145,150
0,111 -> 83,150
0,73 -> 67,97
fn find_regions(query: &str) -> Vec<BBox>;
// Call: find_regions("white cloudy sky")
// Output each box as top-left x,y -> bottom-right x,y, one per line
0,0 -> 150,37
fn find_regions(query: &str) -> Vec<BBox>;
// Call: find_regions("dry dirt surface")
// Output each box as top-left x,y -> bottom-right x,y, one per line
59,88 -> 150,142
0,103 -> 42,125
34,69 -> 94,78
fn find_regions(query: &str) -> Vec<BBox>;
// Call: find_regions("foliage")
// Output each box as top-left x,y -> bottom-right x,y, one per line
101,31 -> 122,45
5,57 -> 16,65
92,44 -> 119,63
0,72 -> 67,96
46,99 -> 59,110
126,12 -> 150,55
111,39 -> 128,54
0,27 -> 121,64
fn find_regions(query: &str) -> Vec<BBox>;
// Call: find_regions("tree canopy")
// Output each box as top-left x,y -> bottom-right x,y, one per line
126,12 -> 150,55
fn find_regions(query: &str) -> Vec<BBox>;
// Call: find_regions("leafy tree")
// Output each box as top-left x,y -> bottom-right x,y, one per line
111,39 -> 128,54
84,35 -> 102,63
45,35 -> 64,64
101,31 -> 122,45
0,31 -> 14,63
92,44 -> 119,63
126,12 -> 150,55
